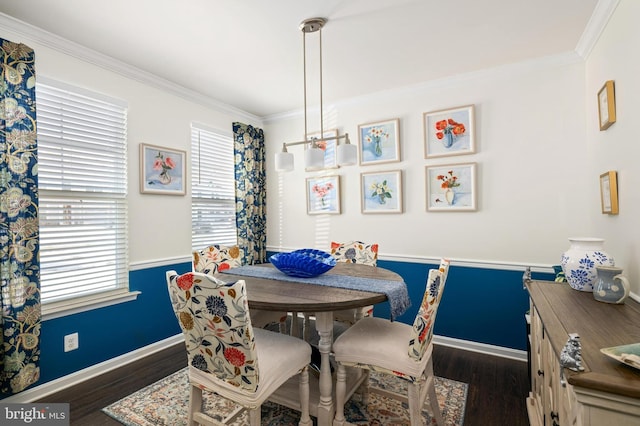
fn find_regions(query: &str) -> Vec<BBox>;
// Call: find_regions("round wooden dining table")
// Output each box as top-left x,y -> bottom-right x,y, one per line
219,262 -> 406,426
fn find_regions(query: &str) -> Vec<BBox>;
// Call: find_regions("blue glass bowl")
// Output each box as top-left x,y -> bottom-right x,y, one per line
269,249 -> 336,278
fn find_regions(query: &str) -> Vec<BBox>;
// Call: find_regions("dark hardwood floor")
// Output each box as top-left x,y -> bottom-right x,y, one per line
36,343 -> 529,425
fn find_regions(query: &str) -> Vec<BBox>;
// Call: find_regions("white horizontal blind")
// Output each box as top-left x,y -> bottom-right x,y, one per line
191,125 -> 237,250
37,81 -> 129,303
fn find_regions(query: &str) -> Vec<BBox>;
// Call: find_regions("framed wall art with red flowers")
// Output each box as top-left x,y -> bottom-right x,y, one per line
423,104 -> 475,158
425,162 -> 477,211
140,143 -> 186,195
306,175 -> 341,215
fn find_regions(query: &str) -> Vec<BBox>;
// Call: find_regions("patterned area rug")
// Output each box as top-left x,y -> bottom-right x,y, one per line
103,368 -> 467,425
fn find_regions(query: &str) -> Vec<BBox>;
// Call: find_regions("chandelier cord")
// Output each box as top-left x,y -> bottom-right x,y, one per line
319,27 -> 323,137
303,30 -> 308,143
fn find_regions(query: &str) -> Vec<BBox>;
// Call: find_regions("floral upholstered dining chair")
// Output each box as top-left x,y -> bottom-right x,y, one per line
166,271 -> 312,426
192,244 -> 288,334
332,259 -> 450,426
330,240 -> 379,266
330,241 -> 379,324
192,244 -> 242,274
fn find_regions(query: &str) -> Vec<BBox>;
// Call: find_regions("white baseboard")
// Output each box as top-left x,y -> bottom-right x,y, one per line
433,335 -> 528,362
2,332 -> 526,403
1,335 -> 185,403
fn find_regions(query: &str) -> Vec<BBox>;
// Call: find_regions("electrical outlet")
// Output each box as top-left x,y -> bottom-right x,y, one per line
64,332 -> 79,352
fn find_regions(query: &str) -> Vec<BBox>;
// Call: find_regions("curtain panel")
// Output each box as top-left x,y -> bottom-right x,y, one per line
0,39 -> 40,395
232,123 -> 267,265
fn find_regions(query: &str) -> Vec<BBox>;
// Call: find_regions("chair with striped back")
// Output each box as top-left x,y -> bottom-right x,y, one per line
193,244 -> 288,334
166,270 -> 312,426
332,259 -> 450,426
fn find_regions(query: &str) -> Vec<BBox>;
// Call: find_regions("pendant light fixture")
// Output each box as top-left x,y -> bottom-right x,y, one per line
275,17 -> 357,172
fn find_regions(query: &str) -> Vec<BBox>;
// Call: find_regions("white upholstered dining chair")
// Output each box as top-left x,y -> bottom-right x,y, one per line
193,244 -> 289,334
166,270 -> 312,426
332,259 -> 450,426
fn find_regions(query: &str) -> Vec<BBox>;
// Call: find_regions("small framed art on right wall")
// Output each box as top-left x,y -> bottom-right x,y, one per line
598,80 -> 616,131
599,171 -> 618,215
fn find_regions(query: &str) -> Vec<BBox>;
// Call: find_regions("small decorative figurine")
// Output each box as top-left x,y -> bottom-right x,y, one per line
560,333 -> 585,372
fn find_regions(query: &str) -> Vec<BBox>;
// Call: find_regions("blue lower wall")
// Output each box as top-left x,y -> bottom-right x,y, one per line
36,262 -> 192,388
20,258 -> 552,397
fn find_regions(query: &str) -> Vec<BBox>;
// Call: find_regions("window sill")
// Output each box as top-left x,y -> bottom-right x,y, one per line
42,290 -> 141,321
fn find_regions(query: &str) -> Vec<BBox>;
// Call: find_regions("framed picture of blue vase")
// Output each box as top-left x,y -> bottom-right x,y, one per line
358,118 -> 400,166
423,104 -> 475,159
361,170 -> 403,214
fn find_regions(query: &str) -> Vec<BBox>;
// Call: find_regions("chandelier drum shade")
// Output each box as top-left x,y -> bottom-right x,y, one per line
275,17 -> 357,172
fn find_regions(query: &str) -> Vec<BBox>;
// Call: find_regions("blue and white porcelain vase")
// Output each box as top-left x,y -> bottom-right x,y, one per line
561,237 -> 615,292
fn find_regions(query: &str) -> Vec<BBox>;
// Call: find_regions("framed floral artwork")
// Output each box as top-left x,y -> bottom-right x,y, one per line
358,118 -> 400,166
425,162 -> 477,211
306,175 -> 340,215
306,129 -> 338,170
361,170 -> 403,214
423,105 -> 475,158
140,143 -> 186,195
599,171 -> 618,214
598,80 -> 616,131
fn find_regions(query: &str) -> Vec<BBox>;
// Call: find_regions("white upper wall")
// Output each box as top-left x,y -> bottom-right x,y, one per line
586,0 -> 640,294
0,22 -> 262,265
265,57 -> 590,267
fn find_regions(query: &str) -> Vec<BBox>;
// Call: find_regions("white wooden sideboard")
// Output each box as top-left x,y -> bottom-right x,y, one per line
526,279 -> 640,426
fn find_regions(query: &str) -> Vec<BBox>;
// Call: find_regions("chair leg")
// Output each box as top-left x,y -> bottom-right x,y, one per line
189,384 -> 203,426
333,364 -> 347,426
279,317 -> 287,334
303,313 -> 312,342
298,366 -> 312,426
407,382 -> 425,426
290,312 -> 300,337
358,369 -> 370,404
426,376 -> 444,426
248,407 -> 260,425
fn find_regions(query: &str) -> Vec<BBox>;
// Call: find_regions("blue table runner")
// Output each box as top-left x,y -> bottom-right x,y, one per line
223,265 -> 411,320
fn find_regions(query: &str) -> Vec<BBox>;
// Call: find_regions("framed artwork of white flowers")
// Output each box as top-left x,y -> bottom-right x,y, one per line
140,143 -> 186,195
423,105 -> 475,158
305,128 -> 338,170
425,162 -> 477,211
361,170 -> 403,214
358,118 -> 400,166
306,175 -> 340,215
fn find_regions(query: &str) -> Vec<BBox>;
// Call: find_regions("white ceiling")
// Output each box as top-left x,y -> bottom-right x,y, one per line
0,0 -> 601,118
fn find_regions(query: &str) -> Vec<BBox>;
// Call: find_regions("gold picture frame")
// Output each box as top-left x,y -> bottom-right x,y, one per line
599,171 -> 618,215
598,80 -> 616,131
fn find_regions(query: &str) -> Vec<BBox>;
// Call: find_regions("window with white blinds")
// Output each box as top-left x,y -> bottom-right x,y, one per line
37,79 -> 130,312
191,124 -> 237,251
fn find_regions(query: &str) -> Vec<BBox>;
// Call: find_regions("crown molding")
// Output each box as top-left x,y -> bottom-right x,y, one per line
575,0 -> 621,59
263,50 -> 584,123
0,12 -> 262,125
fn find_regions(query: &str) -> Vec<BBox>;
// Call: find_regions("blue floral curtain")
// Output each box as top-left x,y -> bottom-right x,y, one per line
0,39 -> 40,395
232,122 -> 266,265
